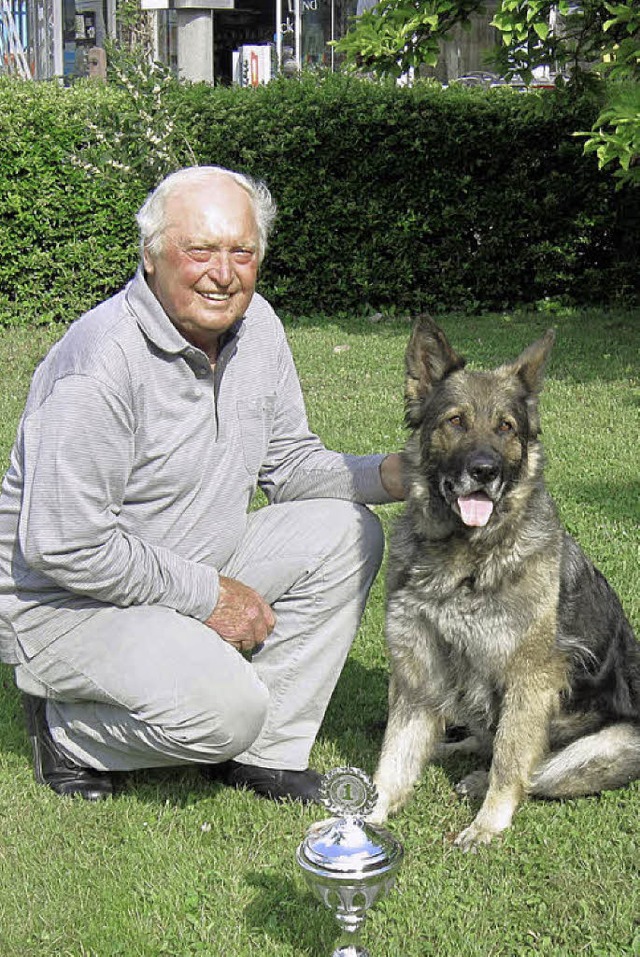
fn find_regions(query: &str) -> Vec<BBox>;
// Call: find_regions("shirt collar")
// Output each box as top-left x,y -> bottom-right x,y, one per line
125,268 -> 246,358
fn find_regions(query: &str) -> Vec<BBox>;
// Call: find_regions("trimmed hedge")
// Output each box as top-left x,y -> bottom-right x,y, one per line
0,73 -> 638,324
0,80 -> 141,323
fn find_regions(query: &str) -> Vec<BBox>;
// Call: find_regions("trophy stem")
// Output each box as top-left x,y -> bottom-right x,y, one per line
331,927 -> 370,957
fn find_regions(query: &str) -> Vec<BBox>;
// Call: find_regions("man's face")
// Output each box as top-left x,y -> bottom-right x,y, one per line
144,176 -> 260,358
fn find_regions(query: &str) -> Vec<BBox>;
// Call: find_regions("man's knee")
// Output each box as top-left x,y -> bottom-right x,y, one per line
158,678 -> 270,762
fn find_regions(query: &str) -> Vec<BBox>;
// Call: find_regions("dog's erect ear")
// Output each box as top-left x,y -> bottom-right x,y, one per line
404,316 -> 466,426
507,329 -> 556,394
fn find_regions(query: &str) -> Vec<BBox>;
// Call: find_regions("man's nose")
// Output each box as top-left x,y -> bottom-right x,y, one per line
208,251 -> 233,284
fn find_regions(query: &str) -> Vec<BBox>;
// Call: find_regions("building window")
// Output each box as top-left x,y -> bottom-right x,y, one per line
63,0 -> 108,77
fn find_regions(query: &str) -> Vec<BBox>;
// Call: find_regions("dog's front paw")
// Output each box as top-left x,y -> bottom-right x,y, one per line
453,820 -> 501,852
367,794 -> 390,825
368,780 -> 412,824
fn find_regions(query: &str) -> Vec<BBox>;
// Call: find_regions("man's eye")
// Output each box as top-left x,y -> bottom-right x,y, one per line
233,249 -> 255,263
187,249 -> 212,263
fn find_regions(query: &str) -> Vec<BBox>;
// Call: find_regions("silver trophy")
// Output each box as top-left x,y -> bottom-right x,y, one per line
296,767 -> 404,957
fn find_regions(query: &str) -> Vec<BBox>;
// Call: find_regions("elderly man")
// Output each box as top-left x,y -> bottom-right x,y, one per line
0,166 -> 403,803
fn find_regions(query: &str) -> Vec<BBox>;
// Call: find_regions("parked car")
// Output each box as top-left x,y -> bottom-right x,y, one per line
451,69 -> 568,89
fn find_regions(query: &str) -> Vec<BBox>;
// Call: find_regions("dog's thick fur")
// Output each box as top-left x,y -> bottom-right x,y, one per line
371,318 -> 640,850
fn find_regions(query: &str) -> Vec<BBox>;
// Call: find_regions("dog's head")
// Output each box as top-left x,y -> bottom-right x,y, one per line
403,316 -> 555,530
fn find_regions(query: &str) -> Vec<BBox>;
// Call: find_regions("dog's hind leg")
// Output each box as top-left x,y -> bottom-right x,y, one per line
435,730 -> 493,760
530,722 -> 640,798
455,768 -> 490,801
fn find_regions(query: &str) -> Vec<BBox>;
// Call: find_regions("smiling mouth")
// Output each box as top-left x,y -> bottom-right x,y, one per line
199,291 -> 232,302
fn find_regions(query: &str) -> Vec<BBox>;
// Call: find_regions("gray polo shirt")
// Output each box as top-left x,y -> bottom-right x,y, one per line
0,270 -> 390,663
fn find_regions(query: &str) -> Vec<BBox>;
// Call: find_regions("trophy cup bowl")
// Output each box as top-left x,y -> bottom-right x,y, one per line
296,768 -> 404,957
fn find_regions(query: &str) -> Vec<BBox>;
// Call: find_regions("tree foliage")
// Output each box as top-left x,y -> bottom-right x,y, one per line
335,0 -> 640,185
491,1 -> 637,82
334,0 -> 485,76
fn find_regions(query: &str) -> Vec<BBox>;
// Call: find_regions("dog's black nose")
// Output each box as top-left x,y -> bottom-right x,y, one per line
467,451 -> 501,484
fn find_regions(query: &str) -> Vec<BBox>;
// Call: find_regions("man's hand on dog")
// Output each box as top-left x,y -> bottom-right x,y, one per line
205,575 -> 276,653
380,453 -> 405,500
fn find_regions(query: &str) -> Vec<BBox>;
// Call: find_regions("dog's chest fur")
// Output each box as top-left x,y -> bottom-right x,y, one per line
386,511 -> 561,727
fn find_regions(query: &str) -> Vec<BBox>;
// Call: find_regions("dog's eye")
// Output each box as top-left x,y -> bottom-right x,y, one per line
448,415 -> 464,430
498,420 -> 514,434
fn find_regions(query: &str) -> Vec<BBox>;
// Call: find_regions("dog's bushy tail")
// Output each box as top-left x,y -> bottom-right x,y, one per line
530,723 -> 640,798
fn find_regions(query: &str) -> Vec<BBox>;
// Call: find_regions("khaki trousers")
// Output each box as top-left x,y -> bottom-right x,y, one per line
15,500 -> 384,772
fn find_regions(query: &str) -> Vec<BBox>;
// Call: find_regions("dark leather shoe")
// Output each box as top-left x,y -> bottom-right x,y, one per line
23,694 -> 113,801
223,760 -> 323,804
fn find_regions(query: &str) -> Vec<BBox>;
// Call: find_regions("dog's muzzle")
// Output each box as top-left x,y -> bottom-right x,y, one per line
441,449 -> 505,528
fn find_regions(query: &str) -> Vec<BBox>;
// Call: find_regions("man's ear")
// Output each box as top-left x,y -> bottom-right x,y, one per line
142,243 -> 158,276
404,315 -> 466,426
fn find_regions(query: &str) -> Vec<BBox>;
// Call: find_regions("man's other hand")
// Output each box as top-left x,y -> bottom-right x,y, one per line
204,576 -> 276,652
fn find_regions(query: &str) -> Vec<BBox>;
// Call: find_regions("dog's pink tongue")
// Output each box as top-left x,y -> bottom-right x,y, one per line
458,493 -> 494,527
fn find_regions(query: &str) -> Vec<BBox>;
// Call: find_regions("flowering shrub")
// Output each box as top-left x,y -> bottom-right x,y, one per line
72,50 -> 196,190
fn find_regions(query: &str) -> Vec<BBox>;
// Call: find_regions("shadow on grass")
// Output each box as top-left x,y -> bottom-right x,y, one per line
564,478 -> 640,529
243,869 -> 338,957
0,665 -> 28,758
317,657 -> 389,772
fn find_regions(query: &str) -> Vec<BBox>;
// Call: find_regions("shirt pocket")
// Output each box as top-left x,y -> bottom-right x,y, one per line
236,395 -> 276,476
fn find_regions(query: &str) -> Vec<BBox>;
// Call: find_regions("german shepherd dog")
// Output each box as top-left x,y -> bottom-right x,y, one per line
371,318 -> 640,850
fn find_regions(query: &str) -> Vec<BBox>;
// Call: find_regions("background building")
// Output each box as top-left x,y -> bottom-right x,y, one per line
1,0 -> 499,85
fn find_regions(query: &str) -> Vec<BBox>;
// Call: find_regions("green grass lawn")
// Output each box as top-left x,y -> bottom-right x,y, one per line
0,307 -> 638,957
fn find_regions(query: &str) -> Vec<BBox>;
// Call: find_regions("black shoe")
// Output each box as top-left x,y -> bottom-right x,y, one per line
23,694 -> 113,801
222,760 -> 323,804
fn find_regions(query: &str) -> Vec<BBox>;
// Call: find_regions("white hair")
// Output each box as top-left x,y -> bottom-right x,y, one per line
136,166 -> 277,265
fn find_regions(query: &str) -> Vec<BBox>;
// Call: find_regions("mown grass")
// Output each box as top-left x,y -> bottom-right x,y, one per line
0,306 -> 638,957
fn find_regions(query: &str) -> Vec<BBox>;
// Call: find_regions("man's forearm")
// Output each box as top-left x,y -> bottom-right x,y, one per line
20,525 -> 219,621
